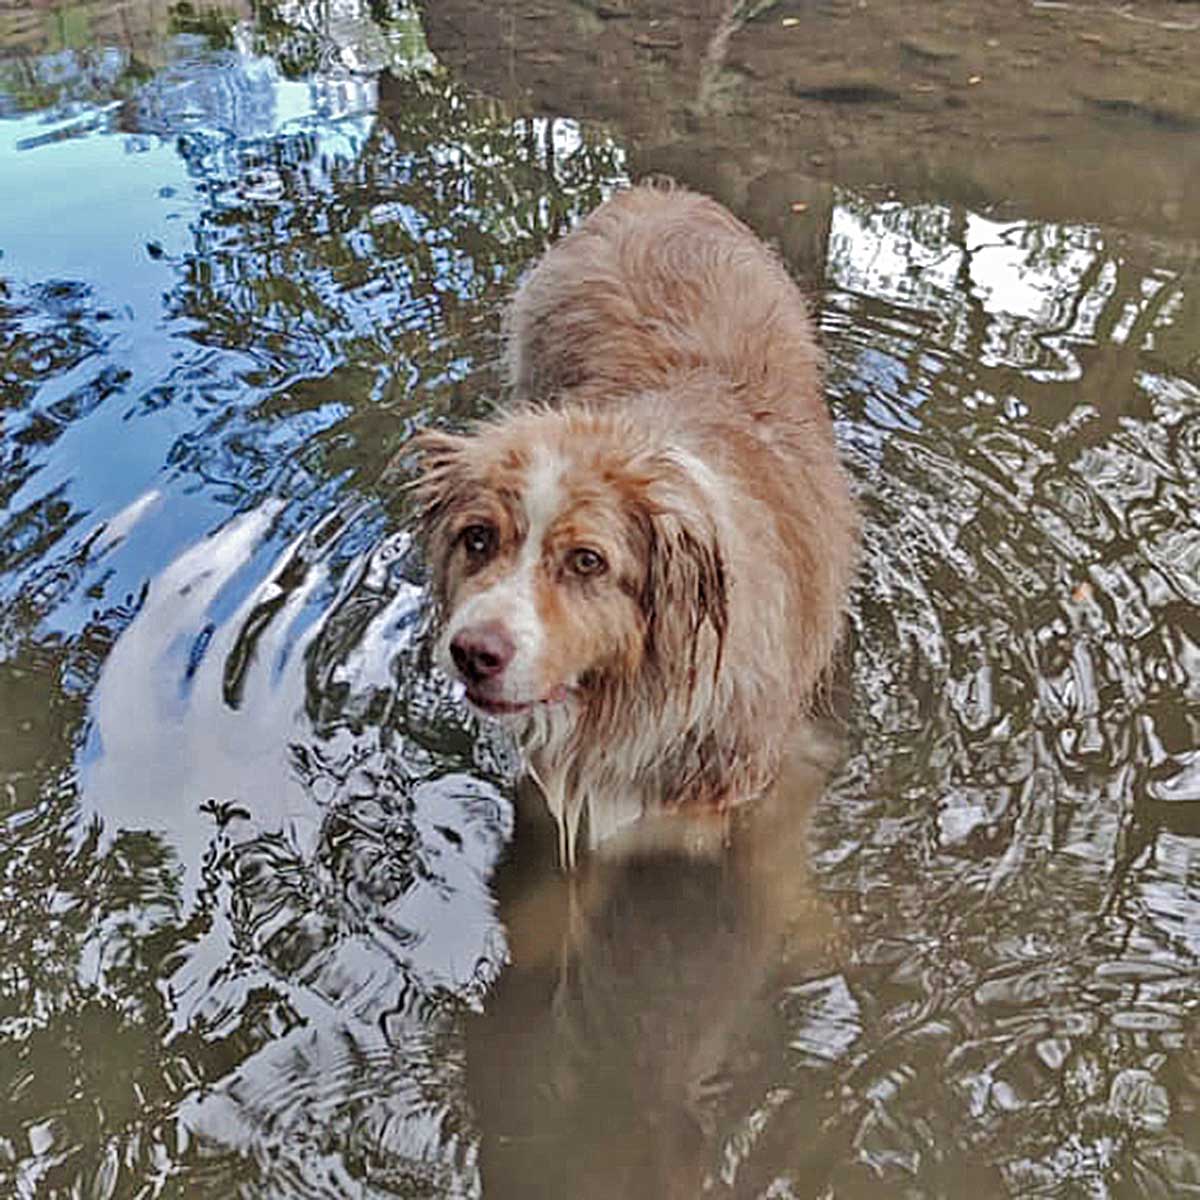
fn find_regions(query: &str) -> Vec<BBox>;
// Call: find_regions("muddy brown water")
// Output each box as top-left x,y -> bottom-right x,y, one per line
1,2 -> 1199,1196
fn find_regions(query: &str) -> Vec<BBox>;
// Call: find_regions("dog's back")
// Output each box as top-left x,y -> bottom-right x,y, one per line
506,184 -> 825,426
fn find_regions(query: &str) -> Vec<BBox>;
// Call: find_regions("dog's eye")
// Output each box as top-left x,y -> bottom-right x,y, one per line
459,524 -> 497,560
567,547 -> 607,578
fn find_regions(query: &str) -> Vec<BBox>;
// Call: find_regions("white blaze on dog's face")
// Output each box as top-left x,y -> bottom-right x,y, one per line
437,443 -> 573,715
412,411 -> 728,728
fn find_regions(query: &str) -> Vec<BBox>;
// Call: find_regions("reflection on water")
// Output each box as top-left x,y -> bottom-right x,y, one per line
821,196 -> 1200,1196
470,752 -> 841,1200
1,1 -> 1199,1196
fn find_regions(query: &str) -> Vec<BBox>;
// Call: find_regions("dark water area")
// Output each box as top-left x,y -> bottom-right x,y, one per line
1,1 -> 1199,1196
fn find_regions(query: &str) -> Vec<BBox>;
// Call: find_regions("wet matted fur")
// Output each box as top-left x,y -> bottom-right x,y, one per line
413,184 -> 858,861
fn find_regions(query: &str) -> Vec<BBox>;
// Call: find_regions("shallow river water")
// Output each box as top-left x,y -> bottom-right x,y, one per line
2,2 -> 1199,1197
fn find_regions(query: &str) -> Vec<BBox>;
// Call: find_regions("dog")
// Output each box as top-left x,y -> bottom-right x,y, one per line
414,184 -> 858,861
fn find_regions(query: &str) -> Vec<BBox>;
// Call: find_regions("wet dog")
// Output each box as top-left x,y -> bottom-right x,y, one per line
414,184 -> 857,860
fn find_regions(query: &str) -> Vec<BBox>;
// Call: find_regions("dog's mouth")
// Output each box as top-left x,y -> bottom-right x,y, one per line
464,683 -> 574,717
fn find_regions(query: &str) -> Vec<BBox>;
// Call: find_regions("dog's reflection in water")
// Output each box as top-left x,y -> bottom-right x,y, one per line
467,735 -> 843,1200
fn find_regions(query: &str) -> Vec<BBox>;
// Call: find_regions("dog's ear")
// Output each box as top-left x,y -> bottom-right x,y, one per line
638,473 -> 729,697
408,428 -> 472,533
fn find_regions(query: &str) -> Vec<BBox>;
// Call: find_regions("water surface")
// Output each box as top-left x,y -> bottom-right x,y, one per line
2,2 -> 1199,1197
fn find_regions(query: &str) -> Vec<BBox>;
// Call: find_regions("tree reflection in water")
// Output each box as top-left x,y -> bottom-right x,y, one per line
0,2 -> 1199,1197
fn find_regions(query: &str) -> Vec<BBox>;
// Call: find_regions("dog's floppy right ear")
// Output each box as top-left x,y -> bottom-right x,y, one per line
408,428 -> 472,531
408,429 -> 476,614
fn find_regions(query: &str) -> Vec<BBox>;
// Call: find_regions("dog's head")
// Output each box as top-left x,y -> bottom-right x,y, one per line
412,409 -> 727,731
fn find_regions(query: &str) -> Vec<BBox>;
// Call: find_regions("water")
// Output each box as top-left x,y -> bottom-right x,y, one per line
1,2 -> 1199,1196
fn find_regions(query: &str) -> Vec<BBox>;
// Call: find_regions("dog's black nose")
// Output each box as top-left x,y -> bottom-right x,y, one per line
450,623 -> 515,684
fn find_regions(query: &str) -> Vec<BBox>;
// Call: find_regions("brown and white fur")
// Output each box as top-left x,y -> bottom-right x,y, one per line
414,184 -> 858,862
